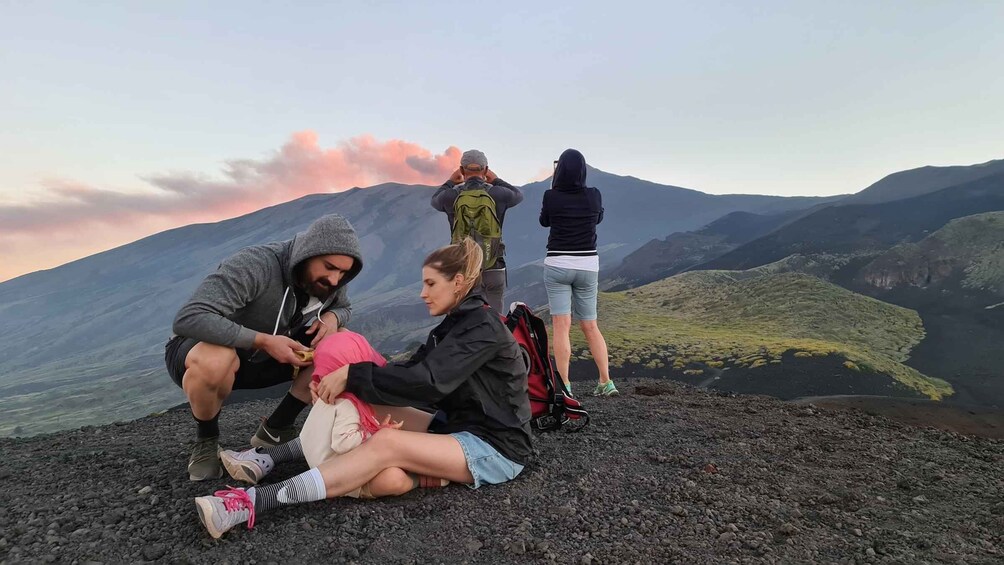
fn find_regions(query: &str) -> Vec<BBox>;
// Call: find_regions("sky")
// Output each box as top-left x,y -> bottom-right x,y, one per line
1,1 -> 1003,282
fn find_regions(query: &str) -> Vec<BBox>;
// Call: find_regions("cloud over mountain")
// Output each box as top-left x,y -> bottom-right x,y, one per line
0,132 -> 460,280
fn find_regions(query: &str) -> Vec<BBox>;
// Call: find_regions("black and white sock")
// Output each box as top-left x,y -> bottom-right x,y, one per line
249,468 -> 326,513
253,437 -> 305,469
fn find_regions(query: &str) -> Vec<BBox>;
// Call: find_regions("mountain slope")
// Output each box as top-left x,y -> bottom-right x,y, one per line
571,270 -> 951,400
856,211 -> 1004,294
700,170 -> 1004,271
847,212 -> 1004,407
602,210 -> 799,290
844,158 -> 1004,205
0,170 -> 835,437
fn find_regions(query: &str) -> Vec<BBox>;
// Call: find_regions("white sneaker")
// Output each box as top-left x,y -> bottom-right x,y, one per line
220,448 -> 271,485
194,487 -> 255,539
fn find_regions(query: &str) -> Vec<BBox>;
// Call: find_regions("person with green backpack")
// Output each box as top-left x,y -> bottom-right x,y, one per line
431,149 -> 523,312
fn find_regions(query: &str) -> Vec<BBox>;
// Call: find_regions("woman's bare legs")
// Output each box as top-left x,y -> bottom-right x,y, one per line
316,428 -> 472,498
551,313 -> 573,388
579,319 -> 610,384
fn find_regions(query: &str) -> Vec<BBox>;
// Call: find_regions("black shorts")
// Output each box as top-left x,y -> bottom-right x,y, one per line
164,336 -> 294,390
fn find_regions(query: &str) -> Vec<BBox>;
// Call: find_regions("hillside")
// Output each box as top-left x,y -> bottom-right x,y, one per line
0,169 -> 835,438
844,158 -> 1004,205
603,210 -> 798,290
857,211 -> 1004,294
1,383 -> 1001,564
847,212 -> 1004,407
568,270 -> 951,400
701,170 -> 1004,272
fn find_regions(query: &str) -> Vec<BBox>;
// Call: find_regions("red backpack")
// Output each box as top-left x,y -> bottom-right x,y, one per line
503,302 -> 589,431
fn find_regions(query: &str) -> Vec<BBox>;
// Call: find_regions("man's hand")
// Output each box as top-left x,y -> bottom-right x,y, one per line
255,333 -> 312,367
305,311 -> 339,347
316,364 -> 349,404
485,168 -> 497,183
449,168 -> 465,185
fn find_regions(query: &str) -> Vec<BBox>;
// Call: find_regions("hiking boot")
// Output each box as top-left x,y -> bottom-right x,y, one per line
220,448 -> 271,485
188,437 -> 223,481
249,420 -> 298,448
592,380 -> 619,397
194,487 -> 255,539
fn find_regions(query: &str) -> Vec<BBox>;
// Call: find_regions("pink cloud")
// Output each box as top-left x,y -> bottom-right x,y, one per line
0,132 -> 461,281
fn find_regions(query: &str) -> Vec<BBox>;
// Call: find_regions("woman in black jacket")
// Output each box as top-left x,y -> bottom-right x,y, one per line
540,149 -> 617,398
193,238 -> 532,539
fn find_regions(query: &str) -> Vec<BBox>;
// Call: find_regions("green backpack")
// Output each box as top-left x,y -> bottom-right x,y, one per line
451,183 -> 503,270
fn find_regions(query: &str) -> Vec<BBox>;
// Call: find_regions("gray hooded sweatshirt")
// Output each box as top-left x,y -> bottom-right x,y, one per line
172,214 -> 364,350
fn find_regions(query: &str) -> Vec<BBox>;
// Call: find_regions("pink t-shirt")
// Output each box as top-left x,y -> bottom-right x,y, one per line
311,330 -> 387,384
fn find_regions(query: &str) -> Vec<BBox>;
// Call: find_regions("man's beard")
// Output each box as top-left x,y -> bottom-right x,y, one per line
309,279 -> 333,298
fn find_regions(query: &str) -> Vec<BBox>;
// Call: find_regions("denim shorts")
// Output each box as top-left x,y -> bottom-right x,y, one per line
450,431 -> 524,489
543,265 -> 599,320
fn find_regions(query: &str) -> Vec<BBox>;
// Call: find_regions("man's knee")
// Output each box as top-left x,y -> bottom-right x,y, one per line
184,343 -> 238,389
579,320 -> 600,334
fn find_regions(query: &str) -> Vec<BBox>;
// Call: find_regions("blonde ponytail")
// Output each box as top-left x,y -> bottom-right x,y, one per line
424,237 -> 484,298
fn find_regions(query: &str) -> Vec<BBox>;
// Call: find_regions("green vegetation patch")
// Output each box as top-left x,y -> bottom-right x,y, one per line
569,270 -> 952,400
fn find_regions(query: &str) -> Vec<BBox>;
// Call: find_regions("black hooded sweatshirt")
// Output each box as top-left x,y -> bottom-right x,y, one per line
345,293 -> 533,465
539,149 -> 604,256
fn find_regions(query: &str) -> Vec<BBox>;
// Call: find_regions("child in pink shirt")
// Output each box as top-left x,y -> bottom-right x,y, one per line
299,330 -> 389,469
219,330 -> 400,498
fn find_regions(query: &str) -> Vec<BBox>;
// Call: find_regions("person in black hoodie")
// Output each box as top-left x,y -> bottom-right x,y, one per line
539,149 -> 618,398
193,238 -> 532,539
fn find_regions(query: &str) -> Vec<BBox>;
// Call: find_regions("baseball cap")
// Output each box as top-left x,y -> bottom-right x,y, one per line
460,149 -> 488,171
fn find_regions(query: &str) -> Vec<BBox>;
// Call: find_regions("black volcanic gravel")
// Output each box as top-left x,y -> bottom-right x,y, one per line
1,379 -> 1002,564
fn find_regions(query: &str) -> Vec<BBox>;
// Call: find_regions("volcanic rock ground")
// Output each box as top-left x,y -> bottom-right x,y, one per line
1,379 -> 1002,564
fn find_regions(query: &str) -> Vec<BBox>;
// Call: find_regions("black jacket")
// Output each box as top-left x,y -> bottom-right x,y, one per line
345,294 -> 533,464
539,150 -> 604,255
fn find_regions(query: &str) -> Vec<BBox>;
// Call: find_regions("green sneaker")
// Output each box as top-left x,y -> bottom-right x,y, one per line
249,420 -> 298,448
188,437 -> 223,481
592,380 -> 619,397
562,381 -> 574,397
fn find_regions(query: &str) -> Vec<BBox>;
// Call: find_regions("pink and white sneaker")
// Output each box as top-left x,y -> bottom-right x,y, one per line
219,448 -> 272,485
194,487 -> 256,539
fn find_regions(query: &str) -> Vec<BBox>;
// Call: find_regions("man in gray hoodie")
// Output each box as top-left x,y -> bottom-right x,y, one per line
165,214 -> 363,480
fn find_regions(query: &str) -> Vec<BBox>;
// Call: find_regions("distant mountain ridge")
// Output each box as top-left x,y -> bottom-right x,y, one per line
699,169 -> 1004,272
842,158 -> 1004,205
603,210 -> 798,290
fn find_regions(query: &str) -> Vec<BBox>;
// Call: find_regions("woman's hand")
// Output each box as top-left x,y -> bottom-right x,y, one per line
316,364 -> 350,404
305,311 -> 339,347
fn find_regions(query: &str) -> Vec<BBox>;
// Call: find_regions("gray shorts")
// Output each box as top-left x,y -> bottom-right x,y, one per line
164,335 -> 293,389
543,265 -> 599,320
